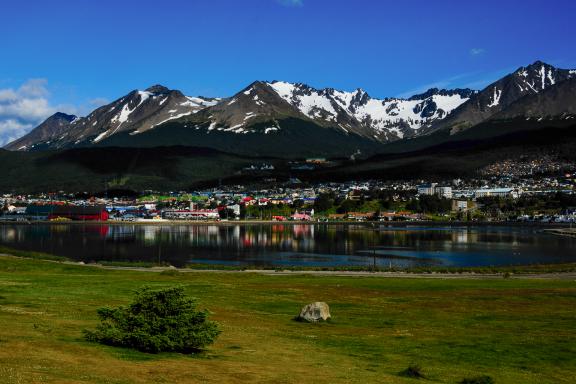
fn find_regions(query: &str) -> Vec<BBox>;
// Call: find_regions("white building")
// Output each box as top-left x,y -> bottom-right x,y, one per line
474,188 -> 518,199
162,209 -> 220,220
452,200 -> 475,212
227,204 -> 241,217
417,183 -> 451,198
435,186 -> 453,199
417,183 -> 437,195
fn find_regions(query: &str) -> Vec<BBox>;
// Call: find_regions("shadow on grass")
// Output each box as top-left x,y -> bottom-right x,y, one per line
84,341 -> 220,362
399,364 -> 426,379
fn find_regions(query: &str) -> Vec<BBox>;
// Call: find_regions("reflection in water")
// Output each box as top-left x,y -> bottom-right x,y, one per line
0,224 -> 574,268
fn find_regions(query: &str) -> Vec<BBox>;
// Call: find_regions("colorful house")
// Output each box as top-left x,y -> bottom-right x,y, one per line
48,205 -> 109,221
291,212 -> 311,221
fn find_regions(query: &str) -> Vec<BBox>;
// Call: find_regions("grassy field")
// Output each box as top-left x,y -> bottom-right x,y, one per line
0,256 -> 575,383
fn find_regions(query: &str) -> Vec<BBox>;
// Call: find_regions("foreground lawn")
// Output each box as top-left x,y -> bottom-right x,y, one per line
0,256 -> 574,383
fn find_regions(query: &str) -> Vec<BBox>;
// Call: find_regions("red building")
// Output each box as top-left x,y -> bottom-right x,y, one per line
48,205 -> 109,221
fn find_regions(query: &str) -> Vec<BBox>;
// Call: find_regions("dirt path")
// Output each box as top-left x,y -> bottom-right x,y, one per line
107,267 -> 576,280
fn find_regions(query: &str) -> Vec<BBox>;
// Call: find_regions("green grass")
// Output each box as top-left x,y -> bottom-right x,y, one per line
0,256 -> 575,383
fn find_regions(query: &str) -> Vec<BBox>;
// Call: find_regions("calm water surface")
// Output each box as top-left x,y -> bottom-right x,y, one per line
0,224 -> 575,268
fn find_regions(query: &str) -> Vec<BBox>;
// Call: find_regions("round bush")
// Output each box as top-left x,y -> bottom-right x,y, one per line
84,286 -> 220,353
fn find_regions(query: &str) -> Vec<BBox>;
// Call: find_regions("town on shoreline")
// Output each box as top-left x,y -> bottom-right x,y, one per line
1,175 -> 575,224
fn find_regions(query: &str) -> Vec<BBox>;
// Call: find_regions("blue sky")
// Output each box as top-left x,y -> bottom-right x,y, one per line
1,0 -> 575,144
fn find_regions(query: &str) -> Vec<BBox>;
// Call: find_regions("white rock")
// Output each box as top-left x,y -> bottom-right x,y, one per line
297,302 -> 331,322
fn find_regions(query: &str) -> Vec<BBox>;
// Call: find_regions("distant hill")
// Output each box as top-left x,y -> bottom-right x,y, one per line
304,121 -> 576,182
1,120 -> 575,193
0,146 -> 275,193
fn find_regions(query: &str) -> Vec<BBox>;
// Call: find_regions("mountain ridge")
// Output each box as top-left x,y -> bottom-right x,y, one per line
4,82 -> 476,152
426,61 -> 575,135
4,60 -> 575,159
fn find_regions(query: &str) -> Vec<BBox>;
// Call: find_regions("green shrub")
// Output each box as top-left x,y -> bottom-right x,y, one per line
84,286 -> 220,353
399,364 -> 425,378
459,375 -> 495,384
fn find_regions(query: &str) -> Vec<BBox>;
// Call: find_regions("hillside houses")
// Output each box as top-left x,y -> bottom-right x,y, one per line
1,172 -> 575,223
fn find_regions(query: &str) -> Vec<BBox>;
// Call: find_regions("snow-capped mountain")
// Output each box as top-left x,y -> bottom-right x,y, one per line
5,80 -> 472,151
107,81 -> 385,158
429,61 -> 576,134
6,85 -> 219,150
263,81 -> 472,140
491,76 -> 576,120
181,81 -> 305,135
5,60 -> 576,156
177,81 -> 473,142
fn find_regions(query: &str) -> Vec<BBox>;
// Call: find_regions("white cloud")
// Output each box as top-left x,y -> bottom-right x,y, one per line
277,0 -> 303,7
0,79 -> 58,146
0,119 -> 35,147
0,96 -> 53,122
0,89 -> 19,101
0,79 -> 107,147
470,48 -> 486,56
18,78 -> 50,98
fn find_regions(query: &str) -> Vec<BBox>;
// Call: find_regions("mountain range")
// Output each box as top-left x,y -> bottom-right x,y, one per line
7,60 -> 575,158
1,60 -> 576,191
6,61 -> 574,156
4,75 -> 477,156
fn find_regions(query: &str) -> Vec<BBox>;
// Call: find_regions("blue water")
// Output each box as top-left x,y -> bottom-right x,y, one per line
0,224 -> 574,268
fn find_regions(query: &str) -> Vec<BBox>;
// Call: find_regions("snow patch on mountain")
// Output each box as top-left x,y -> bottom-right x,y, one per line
269,82 -> 339,121
267,81 -> 470,138
183,96 -> 219,108
93,131 -> 109,143
487,87 -> 502,107
150,111 -> 193,129
514,64 -> 561,94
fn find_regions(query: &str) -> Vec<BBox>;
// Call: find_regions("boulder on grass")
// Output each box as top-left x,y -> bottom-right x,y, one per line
297,302 -> 331,322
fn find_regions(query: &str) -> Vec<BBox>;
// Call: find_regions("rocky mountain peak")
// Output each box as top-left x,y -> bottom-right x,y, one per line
48,112 -> 78,122
408,88 -> 476,101
510,60 -> 570,91
349,88 -> 370,107
518,60 -> 553,72
145,84 -> 171,94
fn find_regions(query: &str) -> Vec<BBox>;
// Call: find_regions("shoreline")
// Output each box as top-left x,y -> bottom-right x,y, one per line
90,265 -> 576,280
542,228 -> 576,238
1,254 -> 575,280
0,219 -> 574,228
